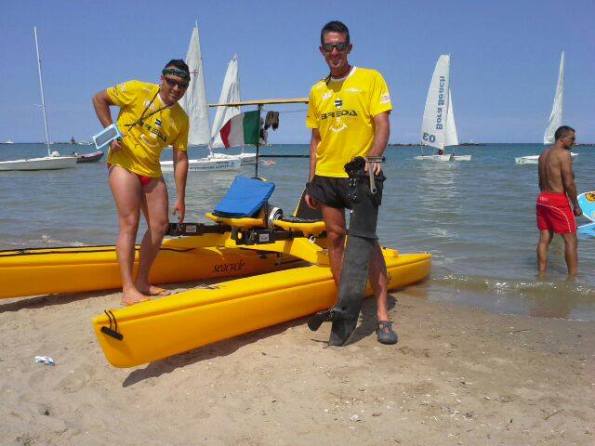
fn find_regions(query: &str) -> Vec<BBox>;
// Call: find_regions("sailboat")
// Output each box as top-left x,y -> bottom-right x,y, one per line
0,27 -> 77,171
160,23 -> 241,173
414,54 -> 470,162
210,55 -> 257,165
515,51 -> 576,165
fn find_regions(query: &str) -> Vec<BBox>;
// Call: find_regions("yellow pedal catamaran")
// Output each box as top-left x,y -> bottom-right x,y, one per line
93,212 -> 431,368
0,98 -> 432,368
0,210 -> 431,368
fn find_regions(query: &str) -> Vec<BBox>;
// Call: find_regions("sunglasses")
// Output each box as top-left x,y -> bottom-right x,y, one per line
321,42 -> 349,53
164,77 -> 189,89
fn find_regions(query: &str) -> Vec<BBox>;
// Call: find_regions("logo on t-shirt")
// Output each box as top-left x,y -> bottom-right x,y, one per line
320,110 -> 358,120
334,99 -> 343,108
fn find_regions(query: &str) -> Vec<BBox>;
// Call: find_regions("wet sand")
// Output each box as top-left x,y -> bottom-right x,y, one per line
1,284 -> 594,446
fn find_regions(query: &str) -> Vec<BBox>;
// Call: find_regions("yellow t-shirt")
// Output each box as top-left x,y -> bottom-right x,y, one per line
106,80 -> 189,178
306,67 -> 392,178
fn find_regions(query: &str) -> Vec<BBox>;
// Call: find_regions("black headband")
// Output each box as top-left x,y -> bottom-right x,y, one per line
162,67 -> 190,81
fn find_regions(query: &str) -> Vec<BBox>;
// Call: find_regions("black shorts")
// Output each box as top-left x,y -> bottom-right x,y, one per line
307,175 -> 352,209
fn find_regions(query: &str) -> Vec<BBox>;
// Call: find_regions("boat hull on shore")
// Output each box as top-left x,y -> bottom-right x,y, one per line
0,235 -> 294,299
92,249 -> 431,368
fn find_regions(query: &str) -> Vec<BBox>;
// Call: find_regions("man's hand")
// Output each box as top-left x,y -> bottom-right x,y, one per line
109,139 -> 123,152
574,206 -> 583,217
173,199 -> 185,222
364,159 -> 383,176
304,193 -> 319,210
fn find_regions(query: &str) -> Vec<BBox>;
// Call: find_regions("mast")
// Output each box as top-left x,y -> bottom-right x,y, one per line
444,53 -> 459,150
254,103 -> 262,178
198,18 -> 214,159
446,53 -> 451,147
197,18 -> 212,158
34,26 -> 52,156
441,53 -> 451,153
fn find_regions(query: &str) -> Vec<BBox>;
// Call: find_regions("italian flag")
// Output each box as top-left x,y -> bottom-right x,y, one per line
219,111 -> 260,148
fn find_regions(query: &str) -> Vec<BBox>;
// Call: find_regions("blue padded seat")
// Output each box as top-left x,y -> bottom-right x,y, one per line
213,176 -> 275,218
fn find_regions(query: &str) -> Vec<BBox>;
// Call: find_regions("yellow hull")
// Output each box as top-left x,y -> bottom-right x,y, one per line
0,235 -> 294,299
93,250 -> 431,368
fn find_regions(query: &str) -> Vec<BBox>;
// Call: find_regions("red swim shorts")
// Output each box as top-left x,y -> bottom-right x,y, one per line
536,192 -> 576,234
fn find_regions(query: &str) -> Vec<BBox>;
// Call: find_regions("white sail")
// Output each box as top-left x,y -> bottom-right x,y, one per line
544,51 -> 564,145
181,24 -> 210,146
210,54 -> 241,148
445,89 -> 459,147
421,55 -> 450,150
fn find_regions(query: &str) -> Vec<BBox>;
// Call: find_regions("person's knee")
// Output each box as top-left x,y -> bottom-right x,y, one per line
120,214 -> 140,233
562,233 -> 577,245
149,218 -> 169,237
327,230 -> 345,248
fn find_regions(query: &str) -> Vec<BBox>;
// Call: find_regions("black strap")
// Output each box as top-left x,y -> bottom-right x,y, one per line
101,310 -> 123,341
124,90 -> 171,130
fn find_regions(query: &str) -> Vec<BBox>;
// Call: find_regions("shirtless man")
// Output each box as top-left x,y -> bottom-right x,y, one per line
536,125 -> 582,276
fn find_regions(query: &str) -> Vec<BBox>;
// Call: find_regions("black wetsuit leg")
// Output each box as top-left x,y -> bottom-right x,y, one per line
308,158 -> 384,346
328,174 -> 380,345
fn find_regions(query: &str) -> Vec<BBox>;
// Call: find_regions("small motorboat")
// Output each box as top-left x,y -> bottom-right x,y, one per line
75,150 -> 104,163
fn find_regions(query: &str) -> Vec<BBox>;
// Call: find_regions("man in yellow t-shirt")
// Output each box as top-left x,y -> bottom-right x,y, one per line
92,59 -> 190,305
305,21 -> 397,345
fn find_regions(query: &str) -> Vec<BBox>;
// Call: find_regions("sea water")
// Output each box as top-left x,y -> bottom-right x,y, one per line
1,143 -> 594,320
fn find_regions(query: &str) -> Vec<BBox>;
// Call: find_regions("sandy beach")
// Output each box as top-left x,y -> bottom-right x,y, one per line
1,283 -> 593,446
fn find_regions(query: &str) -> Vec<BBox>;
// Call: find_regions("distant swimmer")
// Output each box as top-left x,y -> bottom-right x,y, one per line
92,60 -> 191,305
536,125 -> 582,277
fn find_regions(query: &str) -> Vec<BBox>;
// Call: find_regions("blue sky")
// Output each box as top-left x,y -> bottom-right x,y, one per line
1,0 -> 594,144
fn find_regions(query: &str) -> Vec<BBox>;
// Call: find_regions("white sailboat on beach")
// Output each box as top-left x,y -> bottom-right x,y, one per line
515,51 -> 576,165
160,23 -> 241,173
0,27 -> 77,171
415,54 -> 470,162
210,55 -> 257,165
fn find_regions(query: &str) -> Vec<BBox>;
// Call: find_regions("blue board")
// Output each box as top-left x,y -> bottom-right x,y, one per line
213,176 -> 275,218
578,191 -> 595,222
578,222 -> 595,239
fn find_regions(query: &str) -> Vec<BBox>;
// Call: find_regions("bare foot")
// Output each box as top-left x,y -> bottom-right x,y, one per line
121,288 -> 151,306
136,285 -> 170,297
